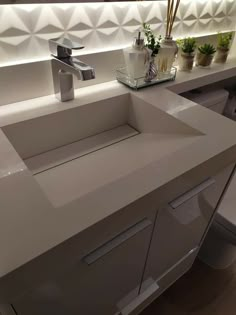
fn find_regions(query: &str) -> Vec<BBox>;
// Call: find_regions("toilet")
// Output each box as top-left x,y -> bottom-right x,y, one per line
182,88 -> 236,269
199,171 -> 236,269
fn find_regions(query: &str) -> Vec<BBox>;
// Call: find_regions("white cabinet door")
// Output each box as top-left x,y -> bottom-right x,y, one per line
13,194 -> 158,315
142,176 -> 225,285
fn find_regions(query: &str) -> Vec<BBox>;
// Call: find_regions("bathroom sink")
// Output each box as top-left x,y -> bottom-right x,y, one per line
2,93 -> 203,207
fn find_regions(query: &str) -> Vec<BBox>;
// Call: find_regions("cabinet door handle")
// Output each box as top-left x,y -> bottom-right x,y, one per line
169,177 -> 215,209
83,218 -> 152,265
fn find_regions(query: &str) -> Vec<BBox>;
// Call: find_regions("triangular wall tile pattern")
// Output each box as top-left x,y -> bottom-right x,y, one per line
0,0 -> 236,64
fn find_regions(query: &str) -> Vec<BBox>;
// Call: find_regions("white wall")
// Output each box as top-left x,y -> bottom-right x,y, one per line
1,0 -> 236,66
0,0 -> 235,105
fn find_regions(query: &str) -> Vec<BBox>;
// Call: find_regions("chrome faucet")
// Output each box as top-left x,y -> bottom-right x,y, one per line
49,37 -> 95,102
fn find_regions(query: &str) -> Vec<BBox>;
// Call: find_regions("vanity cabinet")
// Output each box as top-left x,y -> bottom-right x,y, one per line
12,193 -> 158,315
11,170 -> 232,315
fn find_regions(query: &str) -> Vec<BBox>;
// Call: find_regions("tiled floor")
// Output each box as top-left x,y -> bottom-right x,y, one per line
141,259 -> 236,315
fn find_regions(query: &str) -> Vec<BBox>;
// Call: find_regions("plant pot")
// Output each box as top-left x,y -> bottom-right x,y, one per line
196,52 -> 214,67
214,47 -> 229,64
179,52 -> 195,71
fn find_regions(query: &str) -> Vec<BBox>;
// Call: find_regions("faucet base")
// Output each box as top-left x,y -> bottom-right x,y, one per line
57,70 -> 75,102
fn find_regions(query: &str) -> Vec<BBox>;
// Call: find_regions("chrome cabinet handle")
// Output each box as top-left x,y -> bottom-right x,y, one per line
49,37 -> 84,58
83,219 -> 152,265
169,177 -> 216,209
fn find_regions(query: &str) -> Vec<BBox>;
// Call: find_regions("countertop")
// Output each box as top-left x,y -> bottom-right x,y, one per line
1,59 -> 236,278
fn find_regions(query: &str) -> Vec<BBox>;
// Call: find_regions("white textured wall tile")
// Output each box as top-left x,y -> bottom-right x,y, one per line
0,0 -> 236,65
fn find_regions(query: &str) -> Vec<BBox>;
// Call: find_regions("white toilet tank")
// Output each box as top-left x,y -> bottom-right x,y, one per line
182,88 -> 229,114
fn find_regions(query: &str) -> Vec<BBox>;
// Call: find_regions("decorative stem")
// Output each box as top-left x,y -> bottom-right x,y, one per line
166,0 -> 181,38
166,0 -> 171,37
169,0 -> 181,36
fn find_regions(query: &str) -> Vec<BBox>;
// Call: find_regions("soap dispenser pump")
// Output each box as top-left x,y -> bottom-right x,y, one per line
123,31 -> 149,79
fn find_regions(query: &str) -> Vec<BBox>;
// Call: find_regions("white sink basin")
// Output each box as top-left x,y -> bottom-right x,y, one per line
2,93 -> 203,207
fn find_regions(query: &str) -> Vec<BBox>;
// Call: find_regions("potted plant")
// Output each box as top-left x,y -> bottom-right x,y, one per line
196,44 -> 216,67
143,23 -> 162,58
214,32 -> 233,64
143,23 -> 162,81
177,37 -> 196,71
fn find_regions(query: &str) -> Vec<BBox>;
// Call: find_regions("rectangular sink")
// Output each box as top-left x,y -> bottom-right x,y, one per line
2,93 -> 204,207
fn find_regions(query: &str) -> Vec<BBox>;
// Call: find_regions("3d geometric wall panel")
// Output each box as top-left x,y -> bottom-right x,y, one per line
1,0 -> 236,65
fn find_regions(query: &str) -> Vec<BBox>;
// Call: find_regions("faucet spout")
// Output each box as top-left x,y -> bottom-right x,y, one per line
52,57 -> 95,81
70,57 -> 95,81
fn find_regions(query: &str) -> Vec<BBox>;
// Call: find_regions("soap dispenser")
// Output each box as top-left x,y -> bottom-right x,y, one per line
123,31 -> 149,79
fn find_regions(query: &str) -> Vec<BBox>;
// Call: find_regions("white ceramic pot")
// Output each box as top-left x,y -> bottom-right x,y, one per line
179,52 -> 195,71
214,47 -> 229,64
196,52 -> 214,67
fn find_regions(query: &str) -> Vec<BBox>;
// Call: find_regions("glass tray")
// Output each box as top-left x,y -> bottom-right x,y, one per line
116,66 -> 177,90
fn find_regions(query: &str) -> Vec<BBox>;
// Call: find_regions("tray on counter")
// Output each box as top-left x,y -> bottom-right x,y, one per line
116,66 -> 177,90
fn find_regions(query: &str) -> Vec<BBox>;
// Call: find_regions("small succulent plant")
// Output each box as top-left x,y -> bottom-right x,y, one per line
217,32 -> 233,49
143,23 -> 162,57
198,44 -> 216,55
177,37 -> 197,54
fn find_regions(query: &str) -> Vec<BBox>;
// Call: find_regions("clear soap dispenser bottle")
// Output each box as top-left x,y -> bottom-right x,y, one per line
123,31 -> 148,79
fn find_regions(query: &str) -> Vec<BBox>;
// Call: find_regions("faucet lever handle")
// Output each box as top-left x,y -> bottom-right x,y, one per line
49,37 -> 84,58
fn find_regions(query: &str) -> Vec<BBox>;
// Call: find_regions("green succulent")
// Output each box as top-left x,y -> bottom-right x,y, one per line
198,44 -> 216,55
143,23 -> 162,57
217,32 -> 233,49
176,37 -> 197,54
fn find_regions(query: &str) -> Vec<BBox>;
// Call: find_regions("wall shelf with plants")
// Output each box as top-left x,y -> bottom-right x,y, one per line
116,0 -> 235,89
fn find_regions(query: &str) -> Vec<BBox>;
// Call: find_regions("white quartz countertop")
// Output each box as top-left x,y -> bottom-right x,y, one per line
1,59 -> 236,278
